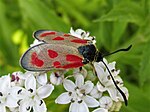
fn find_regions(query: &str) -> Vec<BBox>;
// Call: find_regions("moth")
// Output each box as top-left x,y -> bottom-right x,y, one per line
20,30 -> 132,106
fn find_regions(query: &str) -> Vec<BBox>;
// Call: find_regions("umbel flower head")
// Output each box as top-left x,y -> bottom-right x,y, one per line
55,75 -> 99,112
0,28 -> 129,112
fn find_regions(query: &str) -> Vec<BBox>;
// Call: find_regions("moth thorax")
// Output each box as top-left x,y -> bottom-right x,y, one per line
78,44 -> 97,62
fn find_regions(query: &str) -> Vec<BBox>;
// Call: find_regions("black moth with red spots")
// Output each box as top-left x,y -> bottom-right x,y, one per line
20,30 -> 97,71
20,30 -> 132,106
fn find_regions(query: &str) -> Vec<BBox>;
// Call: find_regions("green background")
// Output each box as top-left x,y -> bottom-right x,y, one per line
0,0 -> 150,112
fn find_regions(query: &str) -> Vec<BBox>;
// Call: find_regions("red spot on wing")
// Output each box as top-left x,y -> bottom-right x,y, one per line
71,39 -> 87,44
40,32 -> 56,37
52,54 -> 84,69
48,50 -> 58,58
52,36 -> 64,40
63,54 -> 83,69
31,52 -> 44,67
66,54 -> 83,62
62,62 -> 83,69
53,61 -> 61,68
64,34 -> 71,37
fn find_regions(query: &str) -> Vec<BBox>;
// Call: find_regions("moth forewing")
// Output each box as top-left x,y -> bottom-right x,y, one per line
20,43 -> 84,71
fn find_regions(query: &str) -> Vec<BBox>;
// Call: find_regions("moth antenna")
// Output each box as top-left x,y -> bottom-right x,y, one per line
101,59 -> 128,106
102,45 -> 132,57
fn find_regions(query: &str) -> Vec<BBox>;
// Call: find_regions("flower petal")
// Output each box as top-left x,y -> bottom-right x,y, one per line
107,62 -> 120,76
25,75 -> 36,94
75,75 -> 84,88
97,82 -> 107,92
69,102 -> 78,112
9,86 -> 28,99
70,27 -> 83,39
99,96 -> 113,109
55,92 -> 71,104
0,75 -> 11,94
30,39 -> 44,47
19,98 -> 33,112
117,87 -> 129,101
33,96 -> 47,112
93,108 -> 108,112
78,102 -> 89,112
94,58 -> 108,70
0,105 -> 6,112
90,87 -> 102,99
114,76 -> 123,87
36,73 -> 47,85
63,79 -> 76,92
83,95 -> 99,107
69,102 -> 89,112
107,62 -> 116,72
107,87 -> 118,102
6,95 -> 18,107
81,81 -> 93,94
94,63 -> 106,82
24,71 -> 33,79
37,84 -> 54,99
50,72 -> 64,85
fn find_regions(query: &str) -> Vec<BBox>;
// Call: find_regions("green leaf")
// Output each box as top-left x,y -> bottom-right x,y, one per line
96,22 -> 113,50
55,0 -> 90,27
0,1 -> 19,66
121,82 -> 150,112
139,41 -> 150,86
19,0 -> 69,31
112,21 -> 127,49
95,1 -> 145,26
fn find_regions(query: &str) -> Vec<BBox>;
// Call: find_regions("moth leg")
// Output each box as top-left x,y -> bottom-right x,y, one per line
90,63 -> 97,76
79,67 -> 82,71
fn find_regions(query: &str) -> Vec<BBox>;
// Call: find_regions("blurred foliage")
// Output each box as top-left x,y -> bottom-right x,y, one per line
0,0 -> 150,111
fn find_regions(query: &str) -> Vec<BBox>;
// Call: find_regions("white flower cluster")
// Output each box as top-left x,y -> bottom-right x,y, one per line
0,28 -> 129,112
55,59 -> 129,112
0,72 -> 54,112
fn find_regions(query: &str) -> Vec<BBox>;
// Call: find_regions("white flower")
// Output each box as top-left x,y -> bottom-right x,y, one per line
93,108 -> 108,112
117,87 -> 129,101
94,59 -> 129,103
10,74 -> 54,112
11,71 -> 25,87
99,96 -> 113,109
70,27 -> 96,44
0,75 -> 18,112
50,71 -> 64,85
90,86 -> 102,99
55,75 -> 99,112
36,73 -> 48,86
92,96 -> 113,112
95,58 -> 120,77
